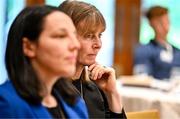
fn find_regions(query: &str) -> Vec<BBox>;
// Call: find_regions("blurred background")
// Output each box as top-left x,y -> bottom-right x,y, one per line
1,0 -> 180,82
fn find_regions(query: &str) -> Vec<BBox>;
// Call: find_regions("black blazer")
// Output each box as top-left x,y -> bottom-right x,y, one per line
72,69 -> 127,119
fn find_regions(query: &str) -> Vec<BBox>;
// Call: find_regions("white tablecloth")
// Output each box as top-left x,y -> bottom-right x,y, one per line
118,83 -> 180,119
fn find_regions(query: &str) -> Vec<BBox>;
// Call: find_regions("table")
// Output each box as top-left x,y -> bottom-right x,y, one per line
118,82 -> 180,119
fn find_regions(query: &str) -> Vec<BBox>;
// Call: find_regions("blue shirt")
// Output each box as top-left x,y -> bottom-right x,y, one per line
134,40 -> 180,79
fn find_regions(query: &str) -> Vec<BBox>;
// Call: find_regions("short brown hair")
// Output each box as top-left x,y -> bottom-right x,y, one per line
58,0 -> 106,36
146,6 -> 168,20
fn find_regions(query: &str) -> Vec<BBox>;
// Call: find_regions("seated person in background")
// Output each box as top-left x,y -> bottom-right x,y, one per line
134,6 -> 180,80
0,5 -> 88,118
59,0 -> 126,118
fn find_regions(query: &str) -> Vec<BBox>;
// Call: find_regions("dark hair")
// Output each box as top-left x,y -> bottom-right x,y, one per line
5,5 -> 62,104
146,6 -> 168,20
59,0 -> 106,36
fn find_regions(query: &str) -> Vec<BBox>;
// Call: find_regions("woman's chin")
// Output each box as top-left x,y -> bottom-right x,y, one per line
87,61 -> 96,66
62,67 -> 76,78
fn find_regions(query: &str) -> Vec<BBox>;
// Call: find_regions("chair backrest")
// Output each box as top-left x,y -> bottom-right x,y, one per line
127,110 -> 160,119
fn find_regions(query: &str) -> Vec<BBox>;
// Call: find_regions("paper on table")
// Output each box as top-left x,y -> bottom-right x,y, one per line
118,75 -> 175,92
118,75 -> 153,87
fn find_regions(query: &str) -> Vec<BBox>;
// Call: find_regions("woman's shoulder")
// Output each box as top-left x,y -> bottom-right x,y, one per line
0,81 -> 50,118
0,81 -> 29,109
0,81 -> 25,116
0,80 -> 15,98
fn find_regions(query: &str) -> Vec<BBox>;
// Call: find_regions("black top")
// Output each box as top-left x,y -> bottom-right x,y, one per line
47,90 -> 67,118
72,78 -> 127,119
47,105 -> 63,118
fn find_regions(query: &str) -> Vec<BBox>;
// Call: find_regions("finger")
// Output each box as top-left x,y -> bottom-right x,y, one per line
88,62 -> 98,71
93,65 -> 108,79
91,64 -> 100,75
91,65 -> 102,80
97,70 -> 105,79
93,68 -> 102,80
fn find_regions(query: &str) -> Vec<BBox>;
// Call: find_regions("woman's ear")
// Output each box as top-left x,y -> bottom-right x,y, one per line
23,37 -> 37,58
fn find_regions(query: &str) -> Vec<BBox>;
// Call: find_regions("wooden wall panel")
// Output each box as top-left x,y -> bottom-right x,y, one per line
26,0 -> 45,6
113,0 -> 141,76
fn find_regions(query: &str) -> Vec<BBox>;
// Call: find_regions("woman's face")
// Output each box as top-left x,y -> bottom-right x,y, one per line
77,26 -> 103,66
24,11 -> 80,78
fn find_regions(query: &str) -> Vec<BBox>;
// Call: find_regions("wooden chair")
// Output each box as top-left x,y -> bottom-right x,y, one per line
127,110 -> 160,119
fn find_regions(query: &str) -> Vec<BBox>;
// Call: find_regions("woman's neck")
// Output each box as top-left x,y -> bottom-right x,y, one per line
72,63 -> 84,80
31,61 -> 59,107
42,94 -> 57,108
31,60 -> 59,95
39,75 -> 58,108
39,74 -> 59,108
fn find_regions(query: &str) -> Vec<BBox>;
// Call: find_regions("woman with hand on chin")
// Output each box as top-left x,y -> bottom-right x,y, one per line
59,0 -> 127,118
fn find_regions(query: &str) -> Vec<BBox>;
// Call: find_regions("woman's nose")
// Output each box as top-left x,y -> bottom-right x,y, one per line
92,38 -> 102,49
70,36 -> 81,50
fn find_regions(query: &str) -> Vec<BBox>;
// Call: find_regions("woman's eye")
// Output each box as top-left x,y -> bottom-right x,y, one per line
85,34 -> 94,39
58,34 -> 67,38
99,33 -> 102,38
52,34 -> 67,38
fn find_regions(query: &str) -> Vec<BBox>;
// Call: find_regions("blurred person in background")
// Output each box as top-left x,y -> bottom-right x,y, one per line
134,6 -> 180,80
59,0 -> 126,118
0,5 -> 88,118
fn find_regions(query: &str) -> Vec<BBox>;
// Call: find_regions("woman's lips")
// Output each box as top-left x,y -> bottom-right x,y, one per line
66,55 -> 77,63
88,53 -> 97,56
88,54 -> 97,59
